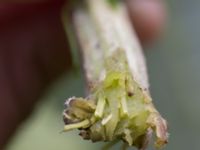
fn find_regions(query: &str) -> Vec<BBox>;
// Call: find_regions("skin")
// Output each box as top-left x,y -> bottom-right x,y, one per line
0,0 -> 166,149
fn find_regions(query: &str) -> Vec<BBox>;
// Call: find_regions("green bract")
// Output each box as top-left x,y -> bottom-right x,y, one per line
63,50 -> 168,149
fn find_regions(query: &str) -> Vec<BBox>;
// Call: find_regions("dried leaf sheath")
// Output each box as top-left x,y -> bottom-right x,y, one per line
63,0 -> 168,149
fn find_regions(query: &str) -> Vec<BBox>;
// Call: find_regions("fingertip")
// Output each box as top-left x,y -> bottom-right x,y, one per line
126,0 -> 167,44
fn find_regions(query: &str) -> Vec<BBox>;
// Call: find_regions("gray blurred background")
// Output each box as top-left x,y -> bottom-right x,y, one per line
6,0 -> 200,150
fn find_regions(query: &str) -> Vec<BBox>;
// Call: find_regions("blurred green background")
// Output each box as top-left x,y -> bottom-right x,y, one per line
6,0 -> 200,150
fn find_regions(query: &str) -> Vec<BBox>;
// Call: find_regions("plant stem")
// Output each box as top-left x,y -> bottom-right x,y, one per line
73,0 -> 149,90
62,0 -> 168,149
